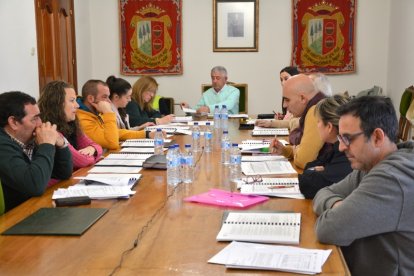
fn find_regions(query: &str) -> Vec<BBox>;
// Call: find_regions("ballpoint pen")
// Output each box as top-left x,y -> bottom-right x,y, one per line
267,185 -> 295,189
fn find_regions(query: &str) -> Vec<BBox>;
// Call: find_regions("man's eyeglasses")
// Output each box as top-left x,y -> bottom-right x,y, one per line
337,131 -> 364,147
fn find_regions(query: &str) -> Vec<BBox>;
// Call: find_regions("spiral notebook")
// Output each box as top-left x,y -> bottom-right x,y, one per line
216,211 -> 301,244
121,138 -> 172,148
252,128 -> 289,136
239,178 -> 304,199
105,153 -> 153,160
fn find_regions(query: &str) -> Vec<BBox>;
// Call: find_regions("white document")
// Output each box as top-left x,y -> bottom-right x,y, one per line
105,153 -> 153,160
240,140 -> 271,151
74,173 -> 141,186
228,114 -> 249,118
241,155 -> 287,162
88,166 -> 142,174
240,178 -> 305,199
95,159 -> 143,167
208,241 -> 332,275
120,148 -> 157,153
52,185 -> 135,200
241,161 -> 297,175
172,116 -> 193,123
182,107 -> 197,114
216,212 -> 301,245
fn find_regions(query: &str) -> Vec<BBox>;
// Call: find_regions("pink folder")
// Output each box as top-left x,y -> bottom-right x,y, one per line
184,189 -> 269,208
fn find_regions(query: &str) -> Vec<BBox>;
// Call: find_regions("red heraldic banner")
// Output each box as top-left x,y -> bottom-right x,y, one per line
119,0 -> 182,75
291,0 -> 356,74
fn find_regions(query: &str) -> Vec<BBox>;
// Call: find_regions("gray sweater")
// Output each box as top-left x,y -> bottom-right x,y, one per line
313,141 -> 414,276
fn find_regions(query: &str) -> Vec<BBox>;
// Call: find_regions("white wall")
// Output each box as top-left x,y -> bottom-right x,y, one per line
3,0 -> 412,116
387,0 -> 414,111
0,0 -> 39,98
76,0 -> 392,115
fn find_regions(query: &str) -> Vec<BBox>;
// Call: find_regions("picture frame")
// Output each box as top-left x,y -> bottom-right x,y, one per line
213,0 -> 259,52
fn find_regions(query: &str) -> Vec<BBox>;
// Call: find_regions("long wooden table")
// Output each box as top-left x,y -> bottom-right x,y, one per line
0,120 -> 349,275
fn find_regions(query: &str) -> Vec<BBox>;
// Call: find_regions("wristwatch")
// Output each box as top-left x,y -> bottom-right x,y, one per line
57,136 -> 69,149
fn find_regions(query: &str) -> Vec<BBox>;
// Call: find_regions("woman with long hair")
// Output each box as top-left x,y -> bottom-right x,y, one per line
126,76 -> 174,127
38,81 -> 103,173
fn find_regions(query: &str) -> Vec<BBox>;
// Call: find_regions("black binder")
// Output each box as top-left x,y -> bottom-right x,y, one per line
142,154 -> 167,170
2,207 -> 108,236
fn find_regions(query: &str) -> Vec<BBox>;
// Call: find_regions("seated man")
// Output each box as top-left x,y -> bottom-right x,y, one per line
77,80 -> 152,150
313,96 -> 414,275
181,66 -> 240,114
270,74 -> 326,169
0,91 -> 72,212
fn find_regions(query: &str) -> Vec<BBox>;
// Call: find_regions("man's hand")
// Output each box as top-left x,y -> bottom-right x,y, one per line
34,122 -> 59,145
91,101 -> 113,114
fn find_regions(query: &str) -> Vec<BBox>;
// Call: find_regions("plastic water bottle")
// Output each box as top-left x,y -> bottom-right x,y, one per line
221,105 -> 229,131
204,122 -> 213,153
213,105 -> 221,148
154,128 -> 164,155
192,122 -> 201,152
166,145 -> 179,186
213,105 -> 221,130
230,143 -> 242,181
173,144 -> 182,184
221,130 -> 231,165
181,144 -> 194,183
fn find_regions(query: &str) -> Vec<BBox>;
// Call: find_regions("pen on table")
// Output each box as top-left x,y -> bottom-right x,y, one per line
267,185 -> 295,189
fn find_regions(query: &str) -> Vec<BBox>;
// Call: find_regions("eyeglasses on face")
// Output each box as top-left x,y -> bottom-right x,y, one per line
337,131 -> 364,147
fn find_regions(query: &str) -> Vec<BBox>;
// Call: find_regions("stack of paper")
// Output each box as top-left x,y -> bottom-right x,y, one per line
94,159 -> 144,167
241,161 -> 296,175
145,125 -> 190,134
209,241 -> 332,274
241,155 -> 286,162
52,185 -> 135,200
105,153 -> 153,160
239,178 -> 304,199
172,116 -> 193,123
74,173 -> 141,186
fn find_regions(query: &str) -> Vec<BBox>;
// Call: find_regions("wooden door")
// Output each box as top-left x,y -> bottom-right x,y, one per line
35,0 -> 77,92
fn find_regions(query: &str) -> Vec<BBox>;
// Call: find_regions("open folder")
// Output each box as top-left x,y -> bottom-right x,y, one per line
2,207 -> 108,236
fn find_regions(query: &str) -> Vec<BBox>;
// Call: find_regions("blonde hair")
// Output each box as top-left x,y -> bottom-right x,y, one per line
315,94 -> 350,129
131,76 -> 158,112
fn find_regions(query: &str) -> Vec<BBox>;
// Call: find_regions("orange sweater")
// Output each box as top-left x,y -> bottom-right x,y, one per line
77,109 -> 145,150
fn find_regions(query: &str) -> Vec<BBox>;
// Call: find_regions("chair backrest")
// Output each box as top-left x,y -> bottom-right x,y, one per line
398,86 -> 414,142
159,97 -> 175,115
0,179 -> 5,215
201,82 -> 248,113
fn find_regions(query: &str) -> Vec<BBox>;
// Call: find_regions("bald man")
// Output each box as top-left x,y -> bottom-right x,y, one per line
270,74 -> 327,169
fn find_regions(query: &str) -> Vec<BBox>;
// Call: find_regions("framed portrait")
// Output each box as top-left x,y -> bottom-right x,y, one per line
213,0 -> 259,52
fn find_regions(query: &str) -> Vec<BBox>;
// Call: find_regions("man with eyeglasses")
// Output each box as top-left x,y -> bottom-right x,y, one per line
313,96 -> 414,275
0,91 -> 72,212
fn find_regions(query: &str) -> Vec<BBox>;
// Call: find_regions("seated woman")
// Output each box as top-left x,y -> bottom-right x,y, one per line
126,76 -> 174,127
298,94 -> 353,199
106,75 -> 154,130
256,66 -> 300,129
38,81 -> 103,175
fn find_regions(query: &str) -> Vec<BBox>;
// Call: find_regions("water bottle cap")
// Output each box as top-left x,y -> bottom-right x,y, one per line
222,105 -> 227,108
215,105 -> 219,108
169,145 -> 175,149
223,130 -> 228,134
185,144 -> 191,148
232,143 -> 238,147
206,122 -> 210,125
194,122 -> 198,125
156,128 -> 162,131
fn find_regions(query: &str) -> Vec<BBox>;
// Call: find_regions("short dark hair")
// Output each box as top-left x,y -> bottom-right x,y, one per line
81,79 -> 107,99
280,66 -> 299,76
337,96 -> 398,142
0,91 -> 36,127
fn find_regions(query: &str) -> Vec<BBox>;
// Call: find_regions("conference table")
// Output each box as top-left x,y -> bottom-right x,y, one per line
0,119 -> 349,275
